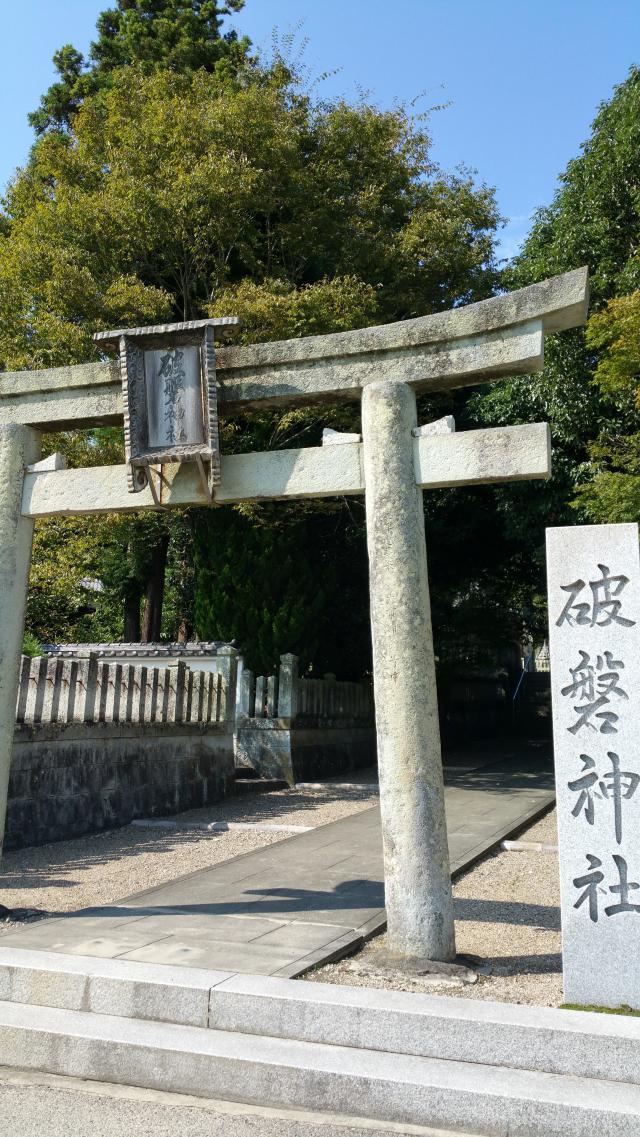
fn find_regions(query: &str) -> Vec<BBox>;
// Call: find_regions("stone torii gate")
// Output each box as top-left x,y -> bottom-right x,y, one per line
0,266 -> 588,963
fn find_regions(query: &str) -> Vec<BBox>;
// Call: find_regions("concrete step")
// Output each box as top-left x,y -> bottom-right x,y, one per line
1,998 -> 640,1136
2,948 -> 640,1087
210,973 -> 640,1087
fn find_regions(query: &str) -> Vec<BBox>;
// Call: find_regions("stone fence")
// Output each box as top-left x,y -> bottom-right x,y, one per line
7,649 -> 238,850
7,646 -> 374,847
237,653 -> 373,723
15,654 -> 232,728
235,653 -> 376,784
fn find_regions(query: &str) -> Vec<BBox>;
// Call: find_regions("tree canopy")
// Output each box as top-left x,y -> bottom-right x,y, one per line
467,65 -> 640,640
29,0 -> 250,135
1,39 -> 502,671
12,4 -> 639,673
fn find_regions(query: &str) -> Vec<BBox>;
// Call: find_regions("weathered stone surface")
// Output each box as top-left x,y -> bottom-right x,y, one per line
42,641 -> 227,661
21,423 -> 550,517
547,522 -> 640,1009
0,361 -> 122,429
0,268 -> 588,427
412,414 -> 455,436
347,954 -> 478,988
413,421 -> 550,490
234,724 -> 376,785
210,972 -> 640,1084
6,722 -> 234,849
0,425 -> 39,851
7,954 -> 639,1088
321,427 -> 361,445
0,997 -> 640,1135
0,946 -> 231,1026
362,379 -> 455,961
26,453 -> 67,472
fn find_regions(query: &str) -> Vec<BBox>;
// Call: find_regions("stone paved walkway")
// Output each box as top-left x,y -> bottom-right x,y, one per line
1,751 -> 554,977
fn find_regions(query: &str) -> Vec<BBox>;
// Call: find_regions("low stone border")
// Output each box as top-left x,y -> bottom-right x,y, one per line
1,947 -> 640,1135
130,819 -> 314,834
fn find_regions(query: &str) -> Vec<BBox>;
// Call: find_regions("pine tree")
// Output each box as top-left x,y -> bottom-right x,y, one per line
29,0 -> 249,135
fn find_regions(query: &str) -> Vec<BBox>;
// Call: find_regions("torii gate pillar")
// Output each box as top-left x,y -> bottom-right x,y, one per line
363,380 -> 455,960
0,425 -> 39,853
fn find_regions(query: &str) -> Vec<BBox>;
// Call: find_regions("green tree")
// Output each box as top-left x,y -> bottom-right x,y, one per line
3,60 -> 500,666
573,290 -> 640,524
29,0 -> 249,135
467,65 -> 640,640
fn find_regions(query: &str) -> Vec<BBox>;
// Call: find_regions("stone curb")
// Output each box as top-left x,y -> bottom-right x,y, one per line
502,839 -> 558,853
130,819 -> 314,834
1,948 -> 640,1086
210,972 -> 640,1085
0,947 -> 233,1027
0,997 -> 638,1137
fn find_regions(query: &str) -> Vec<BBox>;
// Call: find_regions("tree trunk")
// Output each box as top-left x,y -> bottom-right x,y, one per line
123,591 -> 141,641
141,533 -> 170,643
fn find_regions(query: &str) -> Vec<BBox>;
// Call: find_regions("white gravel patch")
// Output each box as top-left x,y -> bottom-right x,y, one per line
311,809 -> 562,1008
0,777 -> 379,935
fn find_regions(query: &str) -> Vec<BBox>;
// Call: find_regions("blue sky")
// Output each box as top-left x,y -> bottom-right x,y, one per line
2,0 -> 640,260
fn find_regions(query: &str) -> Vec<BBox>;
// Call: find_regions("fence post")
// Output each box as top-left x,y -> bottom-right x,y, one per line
238,667 -> 254,718
234,655 -> 245,719
83,653 -> 99,723
267,674 -> 278,717
277,653 -> 299,721
216,645 -> 239,726
15,656 -> 31,725
174,660 -> 187,723
254,676 -> 266,718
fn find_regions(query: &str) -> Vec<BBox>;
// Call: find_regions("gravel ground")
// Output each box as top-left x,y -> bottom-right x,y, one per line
0,775 -> 562,1008
0,779 -> 379,934
311,808 -> 562,1007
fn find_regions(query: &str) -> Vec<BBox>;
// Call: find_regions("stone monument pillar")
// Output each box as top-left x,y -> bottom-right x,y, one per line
362,379 -> 455,961
547,522 -> 640,1008
0,425 -> 40,853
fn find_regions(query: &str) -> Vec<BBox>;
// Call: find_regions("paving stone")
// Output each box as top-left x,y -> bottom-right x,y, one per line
119,938 -> 301,974
0,756 -> 554,975
251,922 -> 354,951
114,914 -> 286,943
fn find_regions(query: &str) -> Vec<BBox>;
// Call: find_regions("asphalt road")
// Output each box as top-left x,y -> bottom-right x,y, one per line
0,1069 -> 479,1137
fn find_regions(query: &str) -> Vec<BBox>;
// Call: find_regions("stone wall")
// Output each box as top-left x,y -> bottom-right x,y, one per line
7,650 -> 238,848
7,721 -> 234,849
235,654 -> 376,783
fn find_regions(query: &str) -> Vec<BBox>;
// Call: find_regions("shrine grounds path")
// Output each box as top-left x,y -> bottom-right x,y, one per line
0,739 -> 554,977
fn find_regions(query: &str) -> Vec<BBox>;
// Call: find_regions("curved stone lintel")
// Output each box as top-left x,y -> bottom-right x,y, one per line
218,266 -> 588,370
0,268 -> 588,428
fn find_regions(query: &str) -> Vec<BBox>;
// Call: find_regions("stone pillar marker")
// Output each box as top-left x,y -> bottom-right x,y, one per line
362,379 -> 455,962
0,424 -> 40,853
547,522 -> 640,1008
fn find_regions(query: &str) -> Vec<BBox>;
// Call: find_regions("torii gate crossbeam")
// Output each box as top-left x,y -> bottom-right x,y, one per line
0,267 -> 589,963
